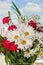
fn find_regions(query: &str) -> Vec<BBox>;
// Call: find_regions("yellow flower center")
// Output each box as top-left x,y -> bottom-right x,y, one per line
24,32 -> 29,36
21,40 -> 26,45
14,35 -> 19,40
25,49 -> 30,54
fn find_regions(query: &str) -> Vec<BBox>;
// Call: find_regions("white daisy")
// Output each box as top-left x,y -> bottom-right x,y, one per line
6,30 -> 14,41
13,30 -> 20,41
24,49 -> 30,58
7,29 -> 20,42
17,23 -> 26,31
23,26 -> 35,39
16,38 -> 33,51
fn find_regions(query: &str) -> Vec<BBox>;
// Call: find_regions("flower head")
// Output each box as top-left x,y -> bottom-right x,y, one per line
9,42 -> 20,51
23,26 -> 34,37
2,38 -> 10,49
28,20 -> 37,29
2,16 -> 10,24
2,38 -> 20,51
8,25 -> 17,31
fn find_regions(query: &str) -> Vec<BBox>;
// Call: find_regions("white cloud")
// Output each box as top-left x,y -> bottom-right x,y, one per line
0,1 -> 11,15
23,2 -> 42,13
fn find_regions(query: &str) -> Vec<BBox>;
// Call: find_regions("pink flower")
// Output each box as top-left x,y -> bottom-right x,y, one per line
8,25 -> 17,31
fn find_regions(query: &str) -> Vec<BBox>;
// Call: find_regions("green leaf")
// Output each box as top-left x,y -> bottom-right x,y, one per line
12,1 -> 21,16
9,60 -> 12,65
31,39 -> 39,49
0,36 -> 4,53
8,11 -> 11,17
5,55 -> 9,65
4,50 -> 37,65
0,35 -> 4,42
0,45 -> 4,53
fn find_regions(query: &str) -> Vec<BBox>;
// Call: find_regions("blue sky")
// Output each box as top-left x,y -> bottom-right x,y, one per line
0,0 -> 43,26
14,0 -> 43,17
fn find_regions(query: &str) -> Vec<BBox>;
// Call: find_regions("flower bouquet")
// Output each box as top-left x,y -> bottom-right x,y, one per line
0,1 -> 43,65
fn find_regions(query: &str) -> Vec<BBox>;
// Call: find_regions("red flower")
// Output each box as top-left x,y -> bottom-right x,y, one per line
8,25 -> 17,31
2,16 -> 10,24
28,20 -> 37,29
2,38 -> 20,51
2,38 -> 10,49
9,42 -> 19,51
